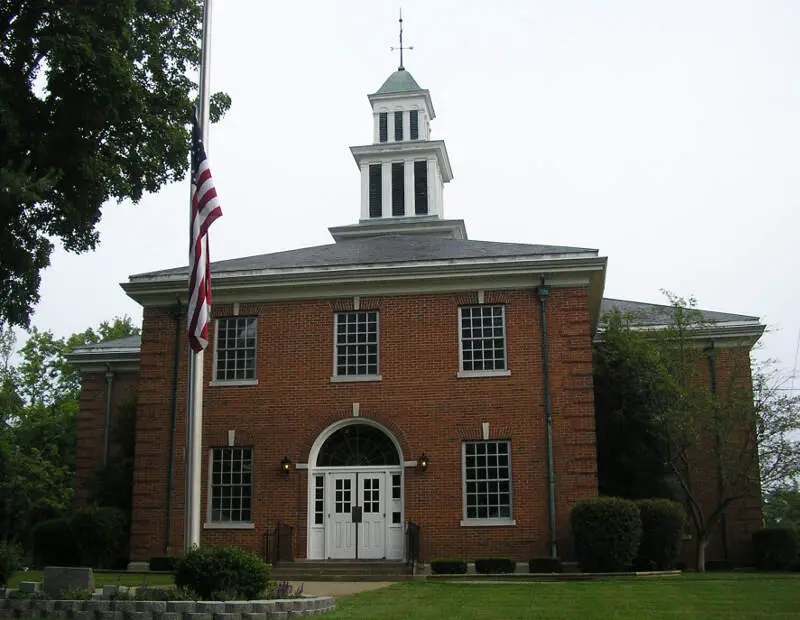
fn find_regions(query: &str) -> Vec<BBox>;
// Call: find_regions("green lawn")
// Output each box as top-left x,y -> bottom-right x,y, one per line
325,574 -> 800,620
7,571 -> 175,589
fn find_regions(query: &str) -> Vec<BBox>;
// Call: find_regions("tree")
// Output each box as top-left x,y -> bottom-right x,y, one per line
594,294 -> 798,571
764,484 -> 800,530
594,310 -> 676,499
0,0 -> 231,328
754,367 -> 800,495
0,316 -> 140,548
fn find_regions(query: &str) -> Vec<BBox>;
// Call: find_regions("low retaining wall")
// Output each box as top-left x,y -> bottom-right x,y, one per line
0,597 -> 335,619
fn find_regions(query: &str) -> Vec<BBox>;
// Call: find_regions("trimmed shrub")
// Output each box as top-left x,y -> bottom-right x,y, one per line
32,518 -> 80,567
71,506 -> 128,568
474,557 -> 516,574
0,541 -> 22,587
634,499 -> 686,570
174,546 -> 271,600
753,527 -> 799,571
149,556 -> 180,572
430,559 -> 467,574
528,557 -> 563,573
571,497 -> 642,573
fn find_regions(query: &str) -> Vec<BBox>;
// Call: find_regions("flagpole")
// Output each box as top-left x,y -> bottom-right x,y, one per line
186,0 -> 213,552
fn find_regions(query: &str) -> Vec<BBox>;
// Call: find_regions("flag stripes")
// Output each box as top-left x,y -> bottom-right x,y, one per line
188,120 -> 222,352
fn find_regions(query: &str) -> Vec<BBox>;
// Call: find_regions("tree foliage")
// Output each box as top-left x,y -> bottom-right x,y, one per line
594,310 -> 676,499
0,316 -> 139,551
0,0 -> 231,327
764,484 -> 800,530
594,293 -> 799,571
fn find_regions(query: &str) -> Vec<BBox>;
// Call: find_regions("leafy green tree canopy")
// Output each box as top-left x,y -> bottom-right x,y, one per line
0,0 -> 231,327
0,315 -> 140,546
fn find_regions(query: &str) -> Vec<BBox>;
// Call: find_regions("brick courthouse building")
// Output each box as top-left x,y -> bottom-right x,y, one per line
70,66 -> 764,567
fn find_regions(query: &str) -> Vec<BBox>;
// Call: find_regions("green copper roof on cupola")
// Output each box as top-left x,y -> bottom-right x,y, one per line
373,68 -> 423,95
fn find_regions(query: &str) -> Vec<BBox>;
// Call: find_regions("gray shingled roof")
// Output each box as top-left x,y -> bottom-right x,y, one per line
132,235 -> 598,280
373,69 -> 423,95
600,298 -> 759,326
72,335 -> 142,352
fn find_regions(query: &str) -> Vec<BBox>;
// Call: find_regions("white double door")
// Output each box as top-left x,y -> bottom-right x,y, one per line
328,471 -> 390,560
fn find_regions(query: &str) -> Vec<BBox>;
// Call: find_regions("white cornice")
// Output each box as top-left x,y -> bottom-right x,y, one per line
368,89 -> 435,119
122,255 -> 607,314
350,141 -> 453,182
593,320 -> 765,349
329,218 -> 468,242
66,350 -> 141,371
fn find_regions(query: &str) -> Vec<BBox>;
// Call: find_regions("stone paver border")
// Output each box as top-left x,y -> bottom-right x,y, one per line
0,596 -> 335,619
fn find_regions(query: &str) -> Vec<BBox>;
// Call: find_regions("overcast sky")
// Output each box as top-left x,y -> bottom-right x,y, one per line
27,0 -> 800,376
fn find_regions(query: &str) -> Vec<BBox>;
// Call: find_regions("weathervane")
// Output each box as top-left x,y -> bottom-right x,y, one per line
390,8 -> 413,70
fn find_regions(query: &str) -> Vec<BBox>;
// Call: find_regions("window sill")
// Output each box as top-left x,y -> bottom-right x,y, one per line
330,374 -> 383,383
457,370 -> 511,379
203,522 -> 255,530
460,519 -> 516,527
208,379 -> 259,387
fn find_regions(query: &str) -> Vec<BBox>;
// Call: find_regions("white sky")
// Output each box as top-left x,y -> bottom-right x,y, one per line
28,0 -> 800,375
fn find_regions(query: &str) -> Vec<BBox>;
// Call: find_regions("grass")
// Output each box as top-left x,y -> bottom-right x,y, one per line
6,571 -> 175,589
325,574 -> 800,620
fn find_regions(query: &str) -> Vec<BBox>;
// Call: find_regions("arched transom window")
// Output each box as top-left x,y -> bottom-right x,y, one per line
317,424 -> 400,467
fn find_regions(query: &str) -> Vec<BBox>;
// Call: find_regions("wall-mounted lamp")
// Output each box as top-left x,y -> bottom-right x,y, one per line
417,453 -> 429,471
280,456 -> 292,474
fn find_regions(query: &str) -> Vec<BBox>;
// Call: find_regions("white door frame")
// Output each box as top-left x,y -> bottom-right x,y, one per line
306,419 -> 406,561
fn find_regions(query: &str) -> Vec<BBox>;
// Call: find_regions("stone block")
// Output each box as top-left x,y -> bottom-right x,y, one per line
86,600 -> 112,613
111,601 -> 137,613
165,602 -> 195,614
136,601 -> 167,613
224,602 -> 252,614
211,613 -> 239,620
18,581 -> 41,594
73,611 -> 94,620
241,614 -> 267,620
44,567 -> 94,599
195,602 -> 224,614
182,613 -> 212,620
31,600 -> 55,615
100,612 -> 124,620
122,611 -> 151,620
264,612 -> 286,620
249,602 -> 277,615
152,614 -> 182,620
9,599 -> 30,612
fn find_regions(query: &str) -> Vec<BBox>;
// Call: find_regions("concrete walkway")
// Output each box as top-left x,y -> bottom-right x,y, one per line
291,581 -> 395,597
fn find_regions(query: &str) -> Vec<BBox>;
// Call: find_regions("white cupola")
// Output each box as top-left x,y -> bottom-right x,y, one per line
350,67 -> 452,223
326,58 -> 468,243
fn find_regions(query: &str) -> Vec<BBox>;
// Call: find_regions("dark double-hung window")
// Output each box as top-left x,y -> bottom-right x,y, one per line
210,446 -> 253,523
459,305 -> 507,373
463,440 -> 512,521
334,311 -> 379,377
215,317 -> 257,381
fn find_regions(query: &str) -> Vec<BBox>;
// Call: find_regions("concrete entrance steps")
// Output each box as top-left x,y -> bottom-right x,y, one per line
270,560 -> 417,582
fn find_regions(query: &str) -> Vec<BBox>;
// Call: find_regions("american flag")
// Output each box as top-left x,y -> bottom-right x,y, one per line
188,118 -> 223,352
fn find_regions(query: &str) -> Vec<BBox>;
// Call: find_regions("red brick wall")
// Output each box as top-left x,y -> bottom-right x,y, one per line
129,287 -> 599,562
679,346 -> 763,568
74,370 -> 138,505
